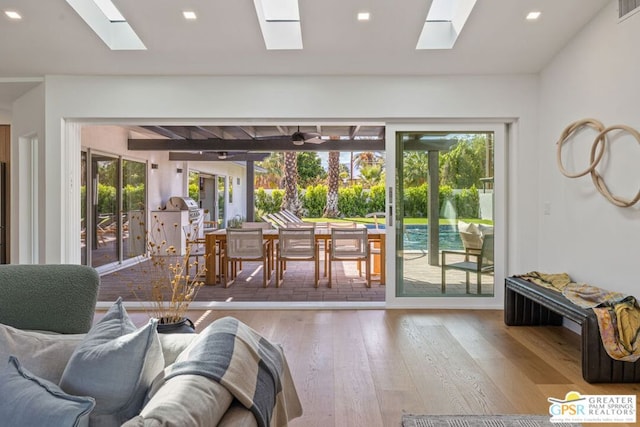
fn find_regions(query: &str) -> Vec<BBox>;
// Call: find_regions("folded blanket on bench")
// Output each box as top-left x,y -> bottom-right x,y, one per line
516,272 -> 640,363
165,317 -> 302,427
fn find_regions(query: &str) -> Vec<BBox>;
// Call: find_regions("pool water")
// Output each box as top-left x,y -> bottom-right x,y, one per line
366,224 -> 463,251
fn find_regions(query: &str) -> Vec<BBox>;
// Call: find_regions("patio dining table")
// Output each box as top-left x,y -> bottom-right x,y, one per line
204,227 -> 386,286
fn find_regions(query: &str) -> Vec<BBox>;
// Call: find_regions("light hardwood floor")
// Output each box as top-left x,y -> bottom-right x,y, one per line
117,309 -> 639,427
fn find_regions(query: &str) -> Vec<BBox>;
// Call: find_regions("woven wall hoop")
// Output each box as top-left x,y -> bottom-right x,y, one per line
556,119 -> 640,207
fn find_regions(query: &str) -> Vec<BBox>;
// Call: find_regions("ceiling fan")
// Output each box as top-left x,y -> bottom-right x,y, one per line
291,126 -> 325,146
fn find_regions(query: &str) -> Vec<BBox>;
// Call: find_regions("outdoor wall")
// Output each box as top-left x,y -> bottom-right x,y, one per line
80,125 -> 247,232
189,161 -> 247,226
81,125 -> 184,211
538,0 -> 640,295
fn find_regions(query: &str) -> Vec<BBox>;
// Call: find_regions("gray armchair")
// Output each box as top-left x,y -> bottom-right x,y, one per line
0,264 -> 99,333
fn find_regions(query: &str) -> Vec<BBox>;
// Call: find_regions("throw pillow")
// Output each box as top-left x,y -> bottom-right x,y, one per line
0,322 -> 84,383
457,220 -> 480,235
59,298 -> 164,427
0,356 -> 95,427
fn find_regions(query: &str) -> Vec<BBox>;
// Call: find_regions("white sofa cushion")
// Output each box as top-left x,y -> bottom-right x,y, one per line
0,322 -> 84,383
59,298 -> 164,427
0,356 -> 95,427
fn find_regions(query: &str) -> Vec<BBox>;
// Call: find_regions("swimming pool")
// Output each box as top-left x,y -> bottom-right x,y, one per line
366,224 -> 463,251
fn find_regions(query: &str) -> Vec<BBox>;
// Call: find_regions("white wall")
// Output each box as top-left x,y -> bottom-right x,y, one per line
0,109 -> 10,123
11,84 -> 45,263
538,1 -> 640,295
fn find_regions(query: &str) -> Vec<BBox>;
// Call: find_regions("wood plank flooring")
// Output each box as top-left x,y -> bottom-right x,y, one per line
108,309 -> 639,427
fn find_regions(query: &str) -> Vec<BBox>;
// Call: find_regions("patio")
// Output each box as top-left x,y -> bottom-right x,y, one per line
98,250 -> 494,303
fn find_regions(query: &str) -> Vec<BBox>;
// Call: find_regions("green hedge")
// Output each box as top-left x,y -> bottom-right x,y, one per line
255,183 -> 480,219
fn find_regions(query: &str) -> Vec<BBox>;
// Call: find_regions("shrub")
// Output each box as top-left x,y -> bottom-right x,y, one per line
338,185 -> 368,217
454,185 -> 479,219
302,184 -> 327,218
368,184 -> 385,213
403,183 -> 427,217
255,188 -> 284,216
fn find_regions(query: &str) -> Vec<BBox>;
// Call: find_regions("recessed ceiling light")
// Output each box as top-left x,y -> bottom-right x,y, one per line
526,11 -> 541,20
4,10 -> 22,20
357,12 -> 370,21
183,11 -> 197,20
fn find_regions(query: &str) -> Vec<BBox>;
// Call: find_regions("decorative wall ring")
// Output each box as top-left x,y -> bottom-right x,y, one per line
589,125 -> 640,208
556,119 -> 640,208
556,118 -> 605,178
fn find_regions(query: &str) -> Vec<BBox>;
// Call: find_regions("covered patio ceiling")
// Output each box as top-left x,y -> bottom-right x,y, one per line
128,124 -> 386,161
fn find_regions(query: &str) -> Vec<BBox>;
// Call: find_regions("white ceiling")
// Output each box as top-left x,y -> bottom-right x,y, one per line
0,0 -> 610,108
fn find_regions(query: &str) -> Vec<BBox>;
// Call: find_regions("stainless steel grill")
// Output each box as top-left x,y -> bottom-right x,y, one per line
167,196 -> 201,221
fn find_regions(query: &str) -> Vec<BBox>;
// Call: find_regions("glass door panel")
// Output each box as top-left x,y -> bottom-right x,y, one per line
396,131 -> 495,297
122,159 -> 146,260
91,155 -> 119,268
217,175 -> 227,228
81,152 -> 87,265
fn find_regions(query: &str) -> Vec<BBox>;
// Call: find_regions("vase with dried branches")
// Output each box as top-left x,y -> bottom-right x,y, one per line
127,213 -> 207,333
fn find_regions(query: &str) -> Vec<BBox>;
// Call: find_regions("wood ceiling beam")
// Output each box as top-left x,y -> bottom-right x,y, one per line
129,137 -> 385,151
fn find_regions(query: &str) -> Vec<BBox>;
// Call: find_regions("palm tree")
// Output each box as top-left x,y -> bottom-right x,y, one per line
255,152 -> 284,189
353,151 -> 383,170
281,151 -> 303,215
359,164 -> 384,188
403,152 -> 430,186
324,151 -> 340,217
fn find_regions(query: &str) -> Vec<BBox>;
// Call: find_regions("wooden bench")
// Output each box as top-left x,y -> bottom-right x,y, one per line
504,276 -> 640,383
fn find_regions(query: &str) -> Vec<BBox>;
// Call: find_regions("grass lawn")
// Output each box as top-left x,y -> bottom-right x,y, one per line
303,217 -> 493,226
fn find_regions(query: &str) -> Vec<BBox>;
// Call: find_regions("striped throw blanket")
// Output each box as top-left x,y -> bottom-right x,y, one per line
165,317 -> 302,427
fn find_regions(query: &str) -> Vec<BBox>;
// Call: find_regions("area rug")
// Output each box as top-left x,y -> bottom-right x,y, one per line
402,414 -> 582,427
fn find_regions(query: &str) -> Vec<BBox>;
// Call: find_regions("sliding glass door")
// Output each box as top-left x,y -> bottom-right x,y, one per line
386,124 -> 505,305
82,150 -> 146,269
91,154 -> 119,268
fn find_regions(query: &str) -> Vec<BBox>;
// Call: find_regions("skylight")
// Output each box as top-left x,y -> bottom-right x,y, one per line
416,0 -> 477,50
65,0 -> 146,50
253,0 -> 303,50
93,0 -> 124,22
